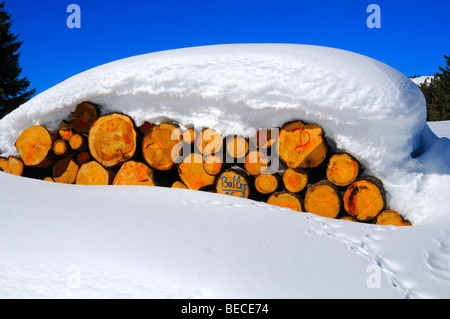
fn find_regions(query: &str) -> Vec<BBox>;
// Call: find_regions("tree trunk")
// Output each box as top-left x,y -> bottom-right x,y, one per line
88,113 -> 137,168
282,167 -> 308,193
278,121 -> 327,168
196,128 -> 223,156
215,167 -> 252,198
76,161 -> 114,185
15,125 -> 57,168
304,180 -> 341,219
113,161 -> 156,186
178,153 -> 216,190
326,152 -> 360,186
376,209 -> 411,226
70,101 -> 99,133
343,176 -> 386,222
142,122 -> 183,170
52,157 -> 79,184
267,191 -> 303,212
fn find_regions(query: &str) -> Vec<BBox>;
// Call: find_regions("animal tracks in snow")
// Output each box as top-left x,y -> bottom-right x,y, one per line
424,231 -> 450,282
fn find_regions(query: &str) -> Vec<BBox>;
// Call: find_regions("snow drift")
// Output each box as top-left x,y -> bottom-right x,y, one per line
1,44 -> 450,298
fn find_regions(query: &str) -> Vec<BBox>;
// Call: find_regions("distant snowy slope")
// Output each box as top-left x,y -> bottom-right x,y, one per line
411,76 -> 434,85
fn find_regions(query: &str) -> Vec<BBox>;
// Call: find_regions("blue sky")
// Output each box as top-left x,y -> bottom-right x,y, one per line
4,0 -> 450,95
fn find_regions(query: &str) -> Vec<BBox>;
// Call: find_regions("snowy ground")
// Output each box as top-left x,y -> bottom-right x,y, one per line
1,44 -> 449,299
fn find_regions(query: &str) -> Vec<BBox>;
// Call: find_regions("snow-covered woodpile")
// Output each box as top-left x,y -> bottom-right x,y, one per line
1,101 -> 411,226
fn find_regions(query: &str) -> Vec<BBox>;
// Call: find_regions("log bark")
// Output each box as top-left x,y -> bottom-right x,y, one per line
142,122 -> 183,171
244,150 -> 270,176
376,210 -> 411,226
215,167 -> 252,198
76,161 -> 114,185
15,125 -> 57,168
267,191 -> 303,212
343,176 -> 386,222
254,173 -> 282,195
52,157 -> 79,184
282,167 -> 308,193
88,113 -> 137,168
70,101 -> 99,133
304,180 -> 341,219
203,154 -> 223,176
178,153 -> 216,190
113,161 -> 156,186
326,152 -> 360,186
278,121 -> 327,168
196,128 -> 223,156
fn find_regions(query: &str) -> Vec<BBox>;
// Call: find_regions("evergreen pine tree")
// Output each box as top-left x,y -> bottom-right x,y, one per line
420,55 -> 450,121
0,1 -> 35,118
430,55 -> 450,121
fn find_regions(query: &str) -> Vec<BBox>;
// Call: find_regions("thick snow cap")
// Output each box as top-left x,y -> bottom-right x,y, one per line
1,43 -> 444,223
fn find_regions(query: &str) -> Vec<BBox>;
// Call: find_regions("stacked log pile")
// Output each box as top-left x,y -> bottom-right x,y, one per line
0,101 -> 412,226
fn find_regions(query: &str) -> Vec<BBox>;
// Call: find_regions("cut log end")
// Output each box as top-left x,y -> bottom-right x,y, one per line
53,139 -> 69,156
376,210 -> 411,226
68,133 -> 87,151
71,102 -> 98,133
203,154 -> 223,176
76,161 -> 113,185
343,177 -> 386,222
89,113 -> 137,168
267,192 -> 303,212
142,123 -> 182,171
282,167 -> 308,193
196,128 -> 223,156
15,125 -> 57,168
326,153 -> 360,186
59,120 -> 74,141
255,173 -> 280,194
304,180 -> 341,219
52,158 -> 79,184
0,156 -> 24,176
226,135 -> 249,159
172,181 -> 188,189
178,153 -> 216,190
278,121 -> 327,168
113,161 -> 155,186
244,150 -> 270,176
216,168 -> 251,198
